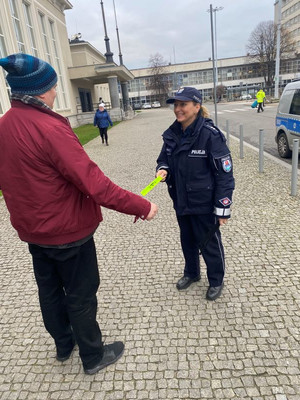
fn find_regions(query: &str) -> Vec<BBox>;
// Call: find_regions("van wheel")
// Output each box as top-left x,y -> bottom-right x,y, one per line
277,133 -> 292,158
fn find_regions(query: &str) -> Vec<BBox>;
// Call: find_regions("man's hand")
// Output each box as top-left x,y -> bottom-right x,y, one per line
145,202 -> 158,221
156,169 -> 168,182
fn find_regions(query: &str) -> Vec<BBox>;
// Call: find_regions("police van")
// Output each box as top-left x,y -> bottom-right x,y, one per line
276,79 -> 300,158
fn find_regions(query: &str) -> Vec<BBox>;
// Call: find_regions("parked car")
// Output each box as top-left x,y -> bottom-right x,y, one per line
133,102 -> 141,110
142,103 -> 152,109
151,101 -> 161,108
276,80 -> 300,158
240,94 -> 252,100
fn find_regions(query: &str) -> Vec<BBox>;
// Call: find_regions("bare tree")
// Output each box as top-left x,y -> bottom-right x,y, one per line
148,53 -> 171,104
216,84 -> 226,101
246,21 -> 295,88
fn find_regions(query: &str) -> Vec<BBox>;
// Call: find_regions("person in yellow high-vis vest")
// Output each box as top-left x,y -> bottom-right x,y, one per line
256,89 -> 265,113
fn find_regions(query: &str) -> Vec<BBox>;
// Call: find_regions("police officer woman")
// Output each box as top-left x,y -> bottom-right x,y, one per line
156,87 -> 235,301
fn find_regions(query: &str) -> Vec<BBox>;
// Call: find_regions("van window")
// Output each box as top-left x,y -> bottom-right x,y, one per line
278,89 -> 294,114
289,89 -> 300,115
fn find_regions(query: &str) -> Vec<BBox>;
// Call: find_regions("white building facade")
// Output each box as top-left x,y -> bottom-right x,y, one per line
129,0 -> 300,106
128,55 -> 300,106
0,0 -> 74,117
0,0 -> 133,126
276,0 -> 300,53
1,0 -> 300,125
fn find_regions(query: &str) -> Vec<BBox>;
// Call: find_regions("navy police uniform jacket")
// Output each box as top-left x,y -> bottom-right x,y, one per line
156,116 -> 235,217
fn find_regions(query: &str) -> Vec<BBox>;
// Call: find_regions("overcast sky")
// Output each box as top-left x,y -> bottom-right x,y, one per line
65,0 -> 275,70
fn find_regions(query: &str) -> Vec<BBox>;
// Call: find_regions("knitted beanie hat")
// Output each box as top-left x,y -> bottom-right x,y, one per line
0,53 -> 57,95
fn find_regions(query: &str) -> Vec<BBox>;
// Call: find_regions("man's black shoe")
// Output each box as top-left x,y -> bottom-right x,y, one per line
56,341 -> 76,362
176,275 -> 200,291
84,341 -> 125,375
206,283 -> 224,301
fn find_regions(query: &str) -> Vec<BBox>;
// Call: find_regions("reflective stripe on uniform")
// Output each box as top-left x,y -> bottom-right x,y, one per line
214,207 -> 231,217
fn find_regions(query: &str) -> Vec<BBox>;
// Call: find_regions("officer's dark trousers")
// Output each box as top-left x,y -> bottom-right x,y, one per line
28,238 -> 104,369
176,214 -> 225,287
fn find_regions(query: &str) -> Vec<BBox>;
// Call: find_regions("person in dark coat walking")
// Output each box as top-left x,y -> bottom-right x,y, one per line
94,103 -> 113,145
156,87 -> 235,301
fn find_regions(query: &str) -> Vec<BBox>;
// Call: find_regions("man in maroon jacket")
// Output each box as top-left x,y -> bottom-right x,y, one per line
0,53 -> 158,375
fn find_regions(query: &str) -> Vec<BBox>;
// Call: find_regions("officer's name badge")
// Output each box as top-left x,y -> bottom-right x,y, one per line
190,149 -> 206,155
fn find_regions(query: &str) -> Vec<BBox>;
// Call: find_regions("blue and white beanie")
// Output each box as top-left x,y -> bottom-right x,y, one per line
0,53 -> 57,95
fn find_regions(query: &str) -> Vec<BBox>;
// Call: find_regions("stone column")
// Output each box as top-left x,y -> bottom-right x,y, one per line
107,76 -> 120,109
121,81 -> 130,111
107,75 -> 122,120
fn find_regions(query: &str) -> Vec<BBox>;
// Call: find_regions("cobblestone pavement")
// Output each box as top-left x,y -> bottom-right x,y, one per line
0,108 -> 299,400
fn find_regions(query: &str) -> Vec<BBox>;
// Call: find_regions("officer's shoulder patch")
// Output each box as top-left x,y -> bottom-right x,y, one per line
221,156 -> 232,172
204,122 -> 226,141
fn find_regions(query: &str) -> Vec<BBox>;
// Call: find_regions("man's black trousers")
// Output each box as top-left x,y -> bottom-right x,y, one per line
28,237 -> 104,369
176,214 -> 225,287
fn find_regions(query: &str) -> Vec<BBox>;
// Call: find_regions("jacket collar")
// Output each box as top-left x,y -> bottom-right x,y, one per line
163,115 -> 206,141
11,100 -> 70,126
11,93 -> 51,110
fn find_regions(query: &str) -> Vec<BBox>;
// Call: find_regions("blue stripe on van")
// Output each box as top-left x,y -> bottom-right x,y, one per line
276,116 -> 300,136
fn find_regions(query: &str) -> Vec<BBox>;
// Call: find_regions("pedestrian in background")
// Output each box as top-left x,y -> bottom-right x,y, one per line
256,89 -> 265,113
0,53 -> 158,375
156,87 -> 234,301
94,103 -> 113,146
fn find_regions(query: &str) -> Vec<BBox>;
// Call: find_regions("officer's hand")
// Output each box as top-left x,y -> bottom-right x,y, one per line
156,169 -> 168,182
145,202 -> 158,221
219,218 -> 228,226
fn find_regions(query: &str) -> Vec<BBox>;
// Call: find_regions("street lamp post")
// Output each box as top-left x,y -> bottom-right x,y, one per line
100,0 -> 114,63
173,46 -> 178,91
112,0 -> 123,65
213,6 -> 223,88
275,0 -> 282,98
208,4 -> 222,125
112,0 -> 130,111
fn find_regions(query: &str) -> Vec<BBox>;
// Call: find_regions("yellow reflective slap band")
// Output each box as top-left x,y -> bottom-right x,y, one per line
140,176 -> 163,196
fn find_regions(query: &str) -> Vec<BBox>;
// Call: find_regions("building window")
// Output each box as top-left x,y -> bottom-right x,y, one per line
0,22 -> 9,112
0,23 -> 7,58
38,13 -> 60,109
23,2 -> 38,57
49,20 -> 67,108
38,13 -> 52,65
8,0 -> 25,52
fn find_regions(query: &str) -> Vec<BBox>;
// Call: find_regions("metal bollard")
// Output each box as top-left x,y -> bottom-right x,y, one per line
259,129 -> 264,173
239,124 -> 244,159
291,139 -> 299,196
226,120 -> 230,146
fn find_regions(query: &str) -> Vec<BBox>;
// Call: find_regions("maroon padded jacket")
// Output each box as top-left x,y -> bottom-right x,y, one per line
0,101 -> 151,245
